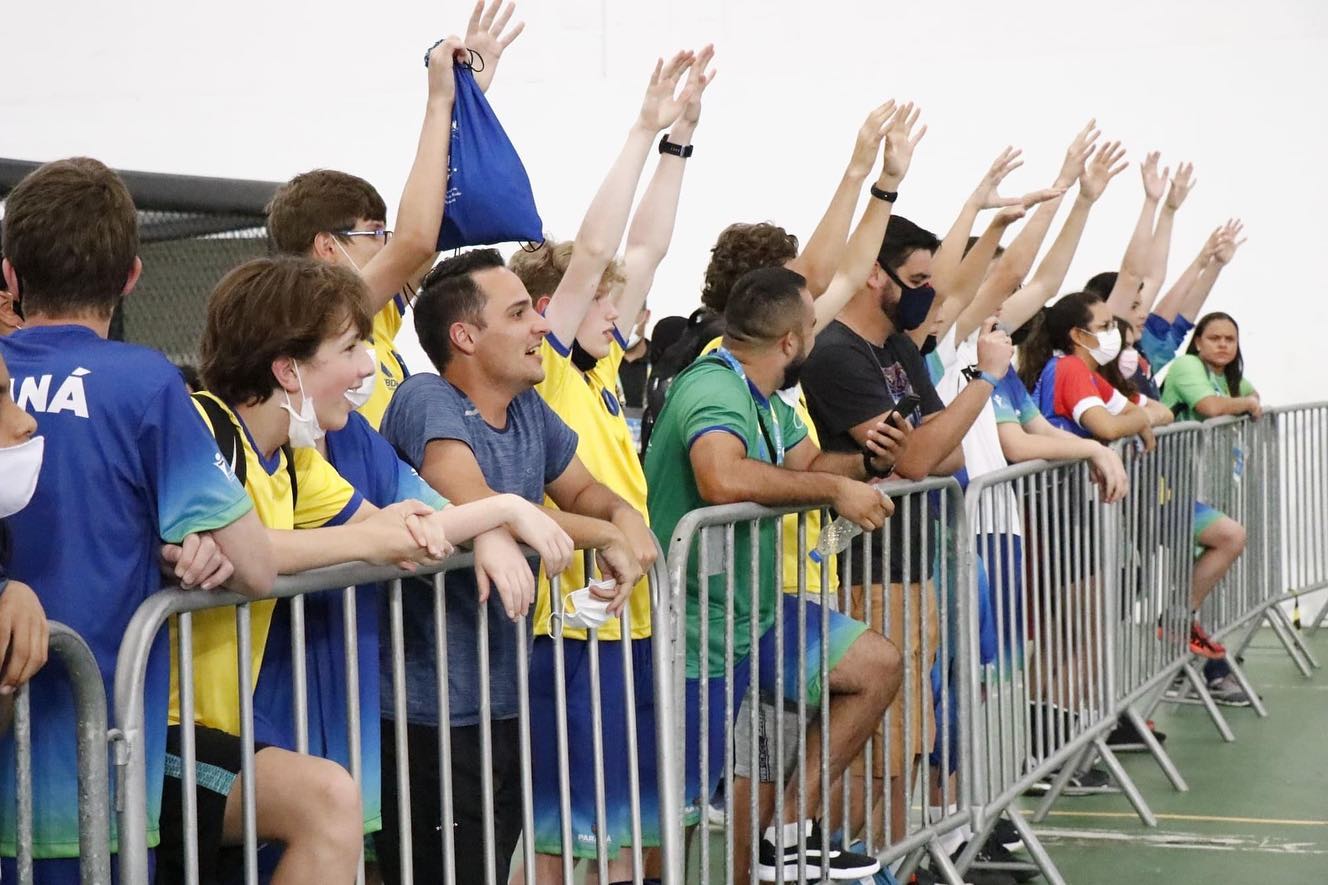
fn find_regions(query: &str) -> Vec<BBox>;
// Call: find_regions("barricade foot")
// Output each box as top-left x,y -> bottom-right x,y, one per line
1182,661 -> 1235,741
1309,595 -> 1328,637
926,837 -> 967,885
1122,706 -> 1188,791
1268,605 -> 1319,674
1030,745 -> 1093,823
1006,810 -> 1068,885
1092,738 -> 1157,828
895,845 -> 930,884
1221,653 -> 1268,718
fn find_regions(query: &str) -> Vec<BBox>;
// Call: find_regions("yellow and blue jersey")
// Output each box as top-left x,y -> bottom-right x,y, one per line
357,294 -> 411,430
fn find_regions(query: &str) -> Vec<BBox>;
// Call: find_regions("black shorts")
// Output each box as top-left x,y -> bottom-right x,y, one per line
156,723 -> 271,885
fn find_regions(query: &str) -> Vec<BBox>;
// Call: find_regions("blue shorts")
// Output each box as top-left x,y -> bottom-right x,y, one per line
979,534 -> 1025,665
683,595 -> 867,819
529,636 -> 659,859
0,855 -> 152,884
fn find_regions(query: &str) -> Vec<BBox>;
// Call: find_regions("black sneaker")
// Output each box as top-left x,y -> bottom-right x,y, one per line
756,820 -> 880,881
1106,717 -> 1167,749
1024,765 -> 1118,796
991,817 -> 1024,852
975,836 -> 1039,882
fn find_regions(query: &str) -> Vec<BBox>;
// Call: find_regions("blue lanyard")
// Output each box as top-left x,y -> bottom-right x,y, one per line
713,347 -> 784,465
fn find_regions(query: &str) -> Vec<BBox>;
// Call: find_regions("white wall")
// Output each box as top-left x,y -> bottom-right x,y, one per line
4,0 -> 1326,402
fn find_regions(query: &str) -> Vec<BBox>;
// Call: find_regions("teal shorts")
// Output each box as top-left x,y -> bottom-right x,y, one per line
1194,501 -> 1225,559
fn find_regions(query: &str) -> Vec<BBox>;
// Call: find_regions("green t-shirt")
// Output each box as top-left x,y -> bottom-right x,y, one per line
644,356 -> 809,678
1161,353 -> 1256,422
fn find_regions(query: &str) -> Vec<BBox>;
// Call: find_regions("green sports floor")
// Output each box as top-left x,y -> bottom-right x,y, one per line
1023,627 -> 1328,884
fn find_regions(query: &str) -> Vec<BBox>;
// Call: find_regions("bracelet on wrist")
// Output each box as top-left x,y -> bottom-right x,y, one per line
658,135 -> 693,158
870,184 -> 898,203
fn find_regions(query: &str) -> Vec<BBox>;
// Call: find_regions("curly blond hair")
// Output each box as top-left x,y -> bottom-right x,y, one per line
507,239 -> 626,300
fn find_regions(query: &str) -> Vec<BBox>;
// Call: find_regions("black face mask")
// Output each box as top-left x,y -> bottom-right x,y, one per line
882,265 -> 937,331
920,334 -> 938,356
571,340 -> 601,372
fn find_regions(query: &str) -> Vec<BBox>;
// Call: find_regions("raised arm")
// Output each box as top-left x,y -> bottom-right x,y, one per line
930,147 -> 1024,302
359,36 -> 464,312
1137,162 -> 1196,315
1105,151 -> 1163,318
788,100 -> 904,295
999,140 -> 1128,331
543,51 -> 695,346
613,46 -> 716,337
1180,220 -> 1245,321
464,0 -> 525,93
813,102 -> 930,333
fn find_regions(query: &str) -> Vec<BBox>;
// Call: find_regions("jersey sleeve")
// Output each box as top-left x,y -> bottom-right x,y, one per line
669,365 -> 754,454
773,393 -> 810,452
143,380 -> 253,544
381,378 -> 470,470
536,335 -> 577,403
1053,356 -> 1108,425
993,368 -> 1038,426
291,447 -> 364,529
394,460 -> 450,510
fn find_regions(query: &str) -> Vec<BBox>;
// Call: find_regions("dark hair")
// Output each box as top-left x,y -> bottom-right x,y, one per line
700,222 -> 800,314
1187,312 -> 1245,397
1098,317 -> 1139,400
266,169 -> 388,256
648,314 -> 689,364
963,235 -> 1005,261
413,248 -> 505,372
176,363 -> 203,393
878,215 -> 940,272
200,256 -> 373,406
723,267 -> 808,346
1017,291 -> 1103,391
1,157 -> 138,318
1083,271 -> 1117,299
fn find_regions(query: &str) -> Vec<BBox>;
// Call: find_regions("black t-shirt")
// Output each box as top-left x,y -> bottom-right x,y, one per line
618,356 -> 647,409
801,321 -> 946,585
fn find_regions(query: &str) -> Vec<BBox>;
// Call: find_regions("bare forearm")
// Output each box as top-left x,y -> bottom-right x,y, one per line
699,459 -> 845,509
1150,253 -> 1203,322
544,509 -> 621,550
931,197 -> 983,297
999,424 -> 1100,464
793,169 -> 871,296
951,222 -> 1018,342
894,383 -> 990,478
1139,206 -> 1177,313
1107,197 -> 1159,316
267,526 -> 378,574
1180,262 -> 1222,321
1003,195 -> 1094,330
807,449 -> 870,481
813,194 -> 894,333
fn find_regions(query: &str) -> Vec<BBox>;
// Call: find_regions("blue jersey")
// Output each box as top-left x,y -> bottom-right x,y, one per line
0,325 -> 251,860
252,411 -> 446,834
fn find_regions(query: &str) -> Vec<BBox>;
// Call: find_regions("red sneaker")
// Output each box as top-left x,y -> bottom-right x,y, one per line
1189,622 -> 1226,659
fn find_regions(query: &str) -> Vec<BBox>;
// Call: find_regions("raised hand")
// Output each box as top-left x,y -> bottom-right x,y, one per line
425,35 -> 469,103
1165,162 -> 1196,211
638,51 -> 697,133
846,99 -> 899,180
679,44 -> 717,126
880,102 -> 927,189
976,318 -> 1015,375
1214,218 -> 1247,265
1055,119 -> 1102,188
1079,139 -> 1127,202
1019,186 -> 1068,209
1140,151 -> 1169,202
993,205 -> 1027,227
971,146 -> 1025,210
464,0 -> 525,92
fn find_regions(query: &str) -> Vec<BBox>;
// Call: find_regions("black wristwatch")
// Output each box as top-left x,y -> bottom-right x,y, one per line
863,448 -> 893,479
658,135 -> 694,158
870,184 -> 898,203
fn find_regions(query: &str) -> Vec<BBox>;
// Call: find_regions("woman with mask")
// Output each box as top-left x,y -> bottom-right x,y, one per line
1099,318 -> 1174,428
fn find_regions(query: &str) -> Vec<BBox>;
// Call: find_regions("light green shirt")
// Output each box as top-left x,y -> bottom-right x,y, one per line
1161,353 -> 1255,422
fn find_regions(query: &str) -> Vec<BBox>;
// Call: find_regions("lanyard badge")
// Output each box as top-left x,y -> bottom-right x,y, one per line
713,347 -> 784,465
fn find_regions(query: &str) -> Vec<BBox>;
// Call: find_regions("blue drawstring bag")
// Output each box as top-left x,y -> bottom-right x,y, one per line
427,48 -> 543,250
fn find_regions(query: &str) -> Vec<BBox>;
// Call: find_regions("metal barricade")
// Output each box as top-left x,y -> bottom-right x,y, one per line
113,548 -> 680,885
1268,404 -> 1327,672
8,622 -> 111,885
664,477 -> 972,884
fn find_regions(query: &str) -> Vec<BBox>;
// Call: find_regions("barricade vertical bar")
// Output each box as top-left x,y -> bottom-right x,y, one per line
588,625 -> 610,884
818,518 -> 830,884
722,523 -> 736,885
696,527 -> 711,885
515,609 -> 536,885
235,604 -> 259,885
15,686 -> 32,885
747,521 -> 761,883
177,612 -> 200,885
433,575 -> 457,885
341,587 -> 365,884
290,595 -> 309,755
617,605 -> 644,883
774,515 -> 793,885
475,596 -> 499,885
648,539 -> 683,885
389,579 -> 415,885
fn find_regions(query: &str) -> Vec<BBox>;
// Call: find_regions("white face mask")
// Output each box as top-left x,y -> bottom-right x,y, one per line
279,362 -> 325,448
0,435 -> 44,519
1118,346 -> 1140,379
344,346 -> 377,409
1087,327 -> 1123,365
560,580 -> 615,630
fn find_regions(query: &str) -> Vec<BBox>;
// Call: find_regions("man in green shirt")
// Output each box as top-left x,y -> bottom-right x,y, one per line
646,266 -> 907,880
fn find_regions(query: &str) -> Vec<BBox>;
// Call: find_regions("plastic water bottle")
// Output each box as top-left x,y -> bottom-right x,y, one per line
808,484 -> 889,564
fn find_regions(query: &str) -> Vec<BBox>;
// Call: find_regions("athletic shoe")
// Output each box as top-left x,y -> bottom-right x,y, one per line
954,837 -> 1037,883
1105,717 -> 1167,749
1207,674 -> 1254,707
1024,765 -> 1117,796
1189,622 -> 1226,659
706,798 -> 727,831
757,820 -> 881,881
991,817 -> 1024,853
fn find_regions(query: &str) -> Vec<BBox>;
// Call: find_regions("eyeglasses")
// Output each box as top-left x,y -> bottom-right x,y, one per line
336,229 -> 392,243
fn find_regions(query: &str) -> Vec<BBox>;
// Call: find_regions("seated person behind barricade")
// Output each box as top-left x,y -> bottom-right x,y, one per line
0,157 -> 274,885
376,248 -> 652,884
0,351 -> 50,734
200,263 -> 569,851
265,15 -> 522,429
171,255 -> 463,884
503,44 -> 712,884
1021,292 -> 1242,662
646,266 -> 908,882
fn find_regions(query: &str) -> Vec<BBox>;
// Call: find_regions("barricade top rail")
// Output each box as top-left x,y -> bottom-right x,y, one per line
1266,401 -> 1328,415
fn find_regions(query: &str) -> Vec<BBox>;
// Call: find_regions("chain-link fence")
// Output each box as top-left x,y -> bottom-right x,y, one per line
1,159 -> 279,366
